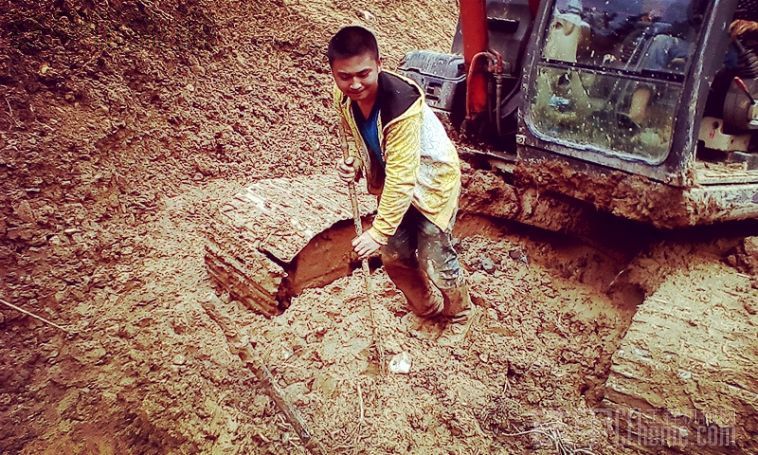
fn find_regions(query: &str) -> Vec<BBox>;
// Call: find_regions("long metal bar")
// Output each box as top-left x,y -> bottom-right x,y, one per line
337,125 -> 385,373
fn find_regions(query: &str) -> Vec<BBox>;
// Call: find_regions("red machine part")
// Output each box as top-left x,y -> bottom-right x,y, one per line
529,0 -> 540,16
460,0 -> 489,118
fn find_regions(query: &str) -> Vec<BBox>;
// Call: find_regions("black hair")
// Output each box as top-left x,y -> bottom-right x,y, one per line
327,25 -> 380,65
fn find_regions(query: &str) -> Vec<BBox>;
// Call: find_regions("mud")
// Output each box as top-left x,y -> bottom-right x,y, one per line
605,239 -> 758,453
1,0 -> 755,454
203,216 -> 646,454
514,156 -> 753,229
460,164 -> 653,252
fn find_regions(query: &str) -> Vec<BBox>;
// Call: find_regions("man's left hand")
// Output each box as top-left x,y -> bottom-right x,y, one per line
352,232 -> 381,260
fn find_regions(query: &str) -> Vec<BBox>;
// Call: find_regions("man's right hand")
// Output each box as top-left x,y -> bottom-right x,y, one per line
731,20 -> 758,40
337,156 -> 358,184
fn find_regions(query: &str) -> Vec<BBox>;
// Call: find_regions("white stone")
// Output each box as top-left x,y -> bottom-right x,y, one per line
389,352 -> 412,374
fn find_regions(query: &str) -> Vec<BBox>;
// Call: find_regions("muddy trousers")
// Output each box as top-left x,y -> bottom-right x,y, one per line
381,207 -> 472,321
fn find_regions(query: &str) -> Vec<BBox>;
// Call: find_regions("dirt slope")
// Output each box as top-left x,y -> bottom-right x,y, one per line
0,0 -> 451,452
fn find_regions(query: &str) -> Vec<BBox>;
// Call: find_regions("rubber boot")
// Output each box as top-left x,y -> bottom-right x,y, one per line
437,284 -> 480,346
384,260 -> 443,318
440,282 -> 472,318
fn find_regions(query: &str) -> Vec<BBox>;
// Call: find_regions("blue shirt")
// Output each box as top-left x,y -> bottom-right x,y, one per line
353,103 -> 385,168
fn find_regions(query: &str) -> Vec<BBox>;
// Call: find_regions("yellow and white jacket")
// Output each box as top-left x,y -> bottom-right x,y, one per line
334,70 -> 461,245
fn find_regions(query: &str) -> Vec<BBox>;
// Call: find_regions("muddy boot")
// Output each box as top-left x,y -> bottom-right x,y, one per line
384,261 -> 443,318
437,307 -> 480,346
400,312 -> 443,339
437,284 -> 479,346
439,282 -> 472,319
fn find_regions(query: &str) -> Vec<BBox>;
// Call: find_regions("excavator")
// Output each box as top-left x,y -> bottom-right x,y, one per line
399,0 -> 757,229
205,0 -> 756,452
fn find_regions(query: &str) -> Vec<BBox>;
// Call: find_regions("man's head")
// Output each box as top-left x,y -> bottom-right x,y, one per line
328,26 -> 382,106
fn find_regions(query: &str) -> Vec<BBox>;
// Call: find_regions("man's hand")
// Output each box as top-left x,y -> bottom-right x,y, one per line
730,20 -> 758,40
352,231 -> 381,260
337,156 -> 358,184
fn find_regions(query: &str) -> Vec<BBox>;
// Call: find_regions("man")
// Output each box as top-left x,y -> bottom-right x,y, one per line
627,0 -> 758,124
327,25 -> 478,345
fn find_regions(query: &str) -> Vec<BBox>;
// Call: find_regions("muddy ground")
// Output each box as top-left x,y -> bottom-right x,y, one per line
1,1 -> 755,454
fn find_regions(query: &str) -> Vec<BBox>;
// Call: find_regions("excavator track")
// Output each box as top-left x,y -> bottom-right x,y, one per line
603,241 -> 757,453
205,175 -> 375,315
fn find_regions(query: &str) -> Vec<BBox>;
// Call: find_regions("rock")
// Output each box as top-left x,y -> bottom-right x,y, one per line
250,395 -> 270,415
14,201 -> 35,223
172,354 -> 186,365
314,372 -> 337,397
469,271 -> 487,284
480,257 -> 496,273
742,237 -> 758,273
284,381 -> 309,405
389,352 -> 412,374
6,226 -> 36,241
360,10 -> 376,22
117,324 -> 137,339
191,64 -> 206,76
509,248 -> 529,265
86,346 -> 107,362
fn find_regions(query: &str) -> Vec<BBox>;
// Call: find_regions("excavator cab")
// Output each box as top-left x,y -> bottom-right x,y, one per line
529,0 -> 706,165
399,0 -> 758,227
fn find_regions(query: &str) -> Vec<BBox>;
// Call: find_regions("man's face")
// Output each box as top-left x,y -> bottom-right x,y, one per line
331,52 -> 382,105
